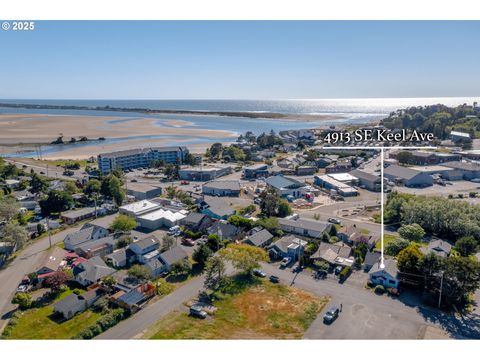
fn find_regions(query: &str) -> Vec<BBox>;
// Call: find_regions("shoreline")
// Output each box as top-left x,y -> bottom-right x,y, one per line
0,102 -> 346,122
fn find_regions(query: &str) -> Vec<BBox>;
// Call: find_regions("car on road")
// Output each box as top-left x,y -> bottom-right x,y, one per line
16,284 -> 28,293
181,238 -> 195,246
328,218 -> 341,225
253,269 -> 266,277
323,306 -> 340,324
280,257 -> 293,268
180,180 -> 190,185
189,305 -> 207,319
269,275 -> 280,283
292,265 -> 302,273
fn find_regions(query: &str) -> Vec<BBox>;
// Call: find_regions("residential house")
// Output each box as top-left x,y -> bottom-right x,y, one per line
74,235 -> 117,259
105,248 -> 135,268
37,247 -> 67,276
53,287 -> 103,319
368,258 -> 399,289
268,235 -> 307,260
179,212 -> 213,233
296,165 -> 317,176
199,196 -> 236,220
202,180 -> 241,197
128,235 -> 161,264
363,250 -> 382,272
61,207 -> 106,225
243,227 -> 274,248
110,282 -> 155,313
265,175 -> 308,199
207,221 -> 241,241
278,217 -> 332,239
63,224 -> 110,251
158,246 -> 189,272
310,242 -> 353,267
243,164 -> 269,179
325,160 -> 352,174
73,256 -> 116,287
420,239 -> 452,258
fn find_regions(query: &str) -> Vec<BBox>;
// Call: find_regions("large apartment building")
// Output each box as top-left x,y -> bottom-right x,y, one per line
98,146 -> 189,174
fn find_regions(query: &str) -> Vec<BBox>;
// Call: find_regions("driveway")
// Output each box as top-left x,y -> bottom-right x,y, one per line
261,263 -> 480,339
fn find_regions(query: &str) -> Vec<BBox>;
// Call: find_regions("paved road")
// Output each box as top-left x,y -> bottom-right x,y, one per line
5,158 -> 83,181
97,275 -> 207,339
0,224 -> 83,332
261,263 -> 480,339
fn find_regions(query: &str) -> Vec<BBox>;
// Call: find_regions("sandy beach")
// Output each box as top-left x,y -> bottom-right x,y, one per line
0,111 -> 345,160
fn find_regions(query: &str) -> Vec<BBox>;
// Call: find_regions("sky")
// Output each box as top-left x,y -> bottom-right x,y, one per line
1,21 -> 479,99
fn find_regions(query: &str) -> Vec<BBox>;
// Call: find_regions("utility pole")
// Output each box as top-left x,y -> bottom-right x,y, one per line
93,192 -> 98,219
438,271 -> 444,309
46,216 -> 52,248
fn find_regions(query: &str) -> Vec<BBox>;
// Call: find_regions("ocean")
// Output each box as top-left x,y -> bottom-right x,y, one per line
1,97 -> 478,158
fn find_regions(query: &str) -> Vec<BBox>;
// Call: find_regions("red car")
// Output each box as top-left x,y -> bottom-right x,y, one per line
181,180 -> 190,185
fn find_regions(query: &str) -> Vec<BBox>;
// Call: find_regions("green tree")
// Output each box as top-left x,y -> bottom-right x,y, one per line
219,244 -> 268,276
397,244 -> 424,274
398,223 -> 425,242
395,151 -> 415,165
204,256 -> 226,290
116,235 -> 132,248
84,179 -> 101,196
209,143 -> 224,159
255,217 -> 282,236
192,243 -> 213,268
127,264 -> 150,280
30,173 -> 48,194
277,199 -> 292,217
111,214 -> 136,233
12,292 -> 33,310
207,234 -> 222,252
39,190 -> 73,215
455,236 -> 477,257
165,185 -> 177,199
64,181 -> 79,195
102,276 -> 117,288
170,259 -> 191,277
2,222 -> 29,248
385,237 -> 410,256
228,215 -> 254,230
442,256 -> 480,306
101,174 -> 124,205
162,234 -> 176,251
0,196 -> 19,222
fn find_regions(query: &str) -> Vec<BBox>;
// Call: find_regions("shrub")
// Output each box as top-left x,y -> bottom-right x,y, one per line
374,285 -> 385,294
12,293 -> 33,310
73,289 -> 82,295
75,308 -> 125,339
338,266 -> 352,281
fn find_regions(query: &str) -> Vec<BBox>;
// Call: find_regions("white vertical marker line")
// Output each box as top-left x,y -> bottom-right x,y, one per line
380,147 -> 385,269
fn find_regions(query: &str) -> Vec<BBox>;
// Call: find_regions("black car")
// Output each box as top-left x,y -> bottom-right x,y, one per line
323,306 -> 340,324
269,275 -> 280,283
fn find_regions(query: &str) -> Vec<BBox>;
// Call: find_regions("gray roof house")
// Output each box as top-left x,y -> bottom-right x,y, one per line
207,221 -> 241,240
243,228 -> 274,248
384,164 -> 433,187
368,258 -> 399,289
179,212 -> 213,232
53,288 -> 103,319
73,256 -> 115,287
127,235 -> 161,264
63,224 -> 110,251
158,246 -> 189,272
105,248 -> 135,268
363,250 -> 382,272
199,196 -> 236,220
310,242 -> 352,265
268,235 -> 307,260
265,175 -> 307,198
278,217 -> 332,238
74,235 -> 117,259
420,239 -> 452,258
202,180 -> 241,197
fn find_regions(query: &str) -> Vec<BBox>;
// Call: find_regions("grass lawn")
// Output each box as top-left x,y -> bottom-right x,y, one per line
375,234 -> 398,250
3,289 -> 102,339
146,277 -> 329,339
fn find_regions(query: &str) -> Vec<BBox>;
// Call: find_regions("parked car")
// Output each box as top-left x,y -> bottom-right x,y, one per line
253,269 -> 266,277
280,257 -> 293,268
181,238 -> 195,246
16,284 -> 28,293
189,305 -> 207,319
328,218 -> 341,225
323,306 -> 340,324
181,180 -> 190,185
269,275 -> 280,283
334,265 -> 343,276
292,265 -> 302,273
